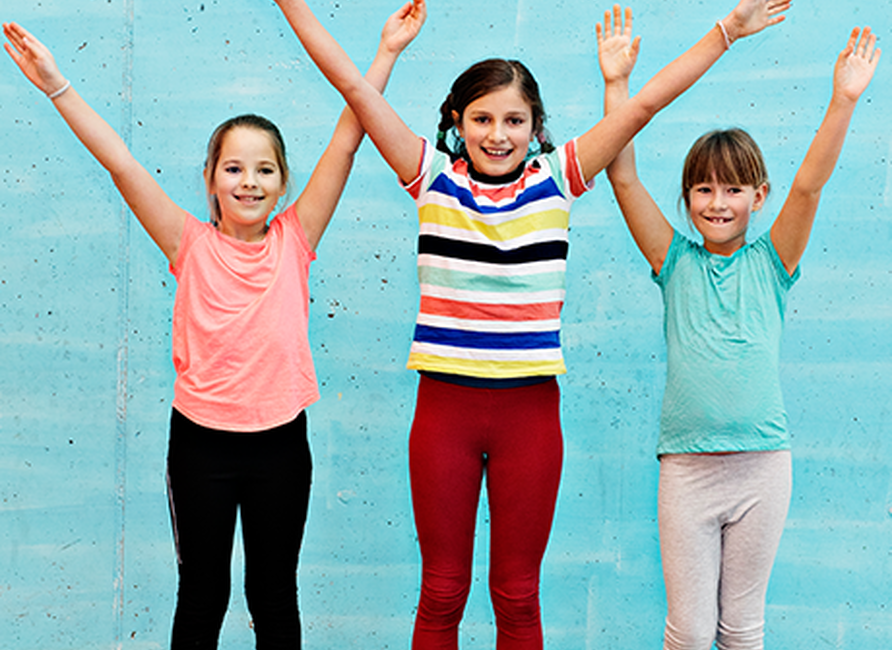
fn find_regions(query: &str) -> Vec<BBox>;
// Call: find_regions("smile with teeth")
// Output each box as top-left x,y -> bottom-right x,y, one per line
704,215 -> 732,223
236,194 -> 264,204
481,146 -> 512,158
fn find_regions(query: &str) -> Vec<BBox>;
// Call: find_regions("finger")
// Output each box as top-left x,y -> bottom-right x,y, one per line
624,6 -> 633,37
857,27 -> 873,58
595,21 -> 604,44
3,22 -> 25,52
3,41 -> 18,63
8,22 -> 33,46
839,29 -> 857,61
612,4 -> 622,36
3,41 -> 26,72
864,34 -> 879,65
9,23 -> 38,56
846,26 -> 861,56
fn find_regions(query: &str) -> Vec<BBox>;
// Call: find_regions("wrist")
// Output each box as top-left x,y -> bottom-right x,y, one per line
716,11 -> 746,43
47,79 -> 71,100
715,19 -> 733,50
375,42 -> 401,64
604,75 -> 631,90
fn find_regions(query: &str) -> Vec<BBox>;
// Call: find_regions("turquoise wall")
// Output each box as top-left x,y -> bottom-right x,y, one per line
1,1 -> 890,648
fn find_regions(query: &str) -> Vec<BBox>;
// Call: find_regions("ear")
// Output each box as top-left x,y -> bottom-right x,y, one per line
204,165 -> 215,194
451,110 -> 462,138
752,182 -> 769,212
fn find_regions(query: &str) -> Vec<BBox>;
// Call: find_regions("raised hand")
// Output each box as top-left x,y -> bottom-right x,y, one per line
724,0 -> 791,42
3,22 -> 67,96
833,26 -> 881,104
596,5 -> 640,84
379,0 -> 426,57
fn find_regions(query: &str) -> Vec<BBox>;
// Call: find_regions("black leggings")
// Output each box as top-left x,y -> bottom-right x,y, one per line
166,408 -> 312,649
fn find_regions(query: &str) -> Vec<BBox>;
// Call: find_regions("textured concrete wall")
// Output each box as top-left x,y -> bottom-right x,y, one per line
1,1 -> 890,648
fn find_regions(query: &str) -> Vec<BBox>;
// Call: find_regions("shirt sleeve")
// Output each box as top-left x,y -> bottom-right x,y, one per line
652,230 -> 684,288
273,202 -> 317,264
402,137 -> 435,200
169,213 -> 203,279
760,229 -> 800,289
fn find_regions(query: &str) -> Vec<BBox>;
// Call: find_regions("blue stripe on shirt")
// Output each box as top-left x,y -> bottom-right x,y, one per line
428,174 -> 564,215
413,324 -> 560,350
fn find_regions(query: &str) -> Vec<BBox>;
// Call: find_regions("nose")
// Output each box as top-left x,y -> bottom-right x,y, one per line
709,189 -> 727,210
241,169 -> 258,188
489,120 -> 507,142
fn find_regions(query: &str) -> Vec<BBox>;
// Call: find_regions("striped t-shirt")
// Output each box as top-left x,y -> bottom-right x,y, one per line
403,138 -> 593,379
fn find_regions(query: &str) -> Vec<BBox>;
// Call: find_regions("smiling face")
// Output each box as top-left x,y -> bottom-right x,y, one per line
206,126 -> 287,242
681,129 -> 771,256
454,83 -> 534,177
688,174 -> 767,256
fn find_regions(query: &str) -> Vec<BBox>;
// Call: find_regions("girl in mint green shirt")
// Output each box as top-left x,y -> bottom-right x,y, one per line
599,12 -> 879,650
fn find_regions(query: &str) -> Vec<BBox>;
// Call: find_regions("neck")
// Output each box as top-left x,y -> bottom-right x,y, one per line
466,159 -> 526,184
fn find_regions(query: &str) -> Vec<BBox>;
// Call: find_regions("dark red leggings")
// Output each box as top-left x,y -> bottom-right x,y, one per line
409,375 -> 563,650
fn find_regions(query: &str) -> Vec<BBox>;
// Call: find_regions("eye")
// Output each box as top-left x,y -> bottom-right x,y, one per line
472,115 -> 490,125
507,116 -> 526,127
224,165 -> 241,174
259,167 -> 276,176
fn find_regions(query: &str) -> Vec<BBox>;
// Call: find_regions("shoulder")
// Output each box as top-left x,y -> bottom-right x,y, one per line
404,137 -> 451,197
749,230 -> 799,287
171,213 -> 209,275
653,230 -> 693,284
268,203 -> 316,260
536,139 -> 595,198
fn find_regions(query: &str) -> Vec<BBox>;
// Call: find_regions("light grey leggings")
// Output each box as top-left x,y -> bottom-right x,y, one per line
658,451 -> 791,650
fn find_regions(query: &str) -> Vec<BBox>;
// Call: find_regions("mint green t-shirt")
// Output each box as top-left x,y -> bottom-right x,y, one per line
652,230 -> 799,455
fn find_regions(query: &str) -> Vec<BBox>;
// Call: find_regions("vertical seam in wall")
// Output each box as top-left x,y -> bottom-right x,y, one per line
114,0 -> 135,647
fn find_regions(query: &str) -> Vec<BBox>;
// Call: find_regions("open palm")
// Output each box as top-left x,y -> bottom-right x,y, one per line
380,0 -> 426,56
596,5 -> 640,84
3,22 -> 66,95
834,27 -> 881,103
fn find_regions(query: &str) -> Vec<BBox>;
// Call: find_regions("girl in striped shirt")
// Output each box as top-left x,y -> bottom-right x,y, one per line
271,0 -> 789,646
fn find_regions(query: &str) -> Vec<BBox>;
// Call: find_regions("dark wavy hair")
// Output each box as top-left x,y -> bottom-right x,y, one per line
435,58 -> 554,160
203,114 -> 289,225
681,128 -> 770,211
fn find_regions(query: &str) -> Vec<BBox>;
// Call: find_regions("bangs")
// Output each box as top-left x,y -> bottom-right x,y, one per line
682,129 -> 769,208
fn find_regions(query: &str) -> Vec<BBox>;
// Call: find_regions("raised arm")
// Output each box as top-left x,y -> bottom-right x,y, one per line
293,0 -> 426,249
274,0 -> 425,185
577,0 -> 791,184
598,6 -> 673,274
771,27 -> 880,275
3,22 -> 187,265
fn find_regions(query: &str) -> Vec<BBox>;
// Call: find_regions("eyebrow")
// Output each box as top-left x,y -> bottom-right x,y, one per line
220,158 -> 279,167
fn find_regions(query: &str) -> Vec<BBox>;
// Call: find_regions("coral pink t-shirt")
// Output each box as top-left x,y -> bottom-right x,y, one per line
170,204 -> 318,432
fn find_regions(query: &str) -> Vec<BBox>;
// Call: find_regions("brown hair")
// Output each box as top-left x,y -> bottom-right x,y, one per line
436,58 -> 554,159
681,128 -> 770,211
204,114 -> 289,225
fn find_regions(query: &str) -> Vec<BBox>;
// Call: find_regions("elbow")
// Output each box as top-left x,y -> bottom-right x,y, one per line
606,163 -> 635,191
623,92 -> 660,135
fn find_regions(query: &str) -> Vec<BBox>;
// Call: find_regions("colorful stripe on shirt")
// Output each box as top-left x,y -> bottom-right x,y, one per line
404,139 -> 591,378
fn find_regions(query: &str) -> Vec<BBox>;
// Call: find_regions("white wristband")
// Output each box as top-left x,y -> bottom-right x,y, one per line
716,20 -> 732,50
47,80 -> 71,100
